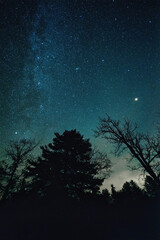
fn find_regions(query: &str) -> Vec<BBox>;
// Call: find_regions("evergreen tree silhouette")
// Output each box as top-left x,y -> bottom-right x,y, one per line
27,130 -> 104,199
144,175 -> 160,199
120,180 -> 144,202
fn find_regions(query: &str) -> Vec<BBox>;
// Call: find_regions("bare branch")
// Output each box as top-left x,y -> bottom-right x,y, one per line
96,114 -> 160,186
1,139 -> 39,201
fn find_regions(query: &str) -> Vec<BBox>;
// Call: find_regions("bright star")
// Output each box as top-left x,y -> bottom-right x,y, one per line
134,97 -> 138,101
75,67 -> 80,71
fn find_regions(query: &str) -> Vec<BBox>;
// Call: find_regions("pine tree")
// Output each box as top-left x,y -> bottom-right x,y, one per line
27,130 -> 105,199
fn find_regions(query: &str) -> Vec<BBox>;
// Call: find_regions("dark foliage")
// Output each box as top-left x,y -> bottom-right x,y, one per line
0,130 -> 159,240
144,175 -> 160,198
27,130 -> 105,199
0,179 -> 159,240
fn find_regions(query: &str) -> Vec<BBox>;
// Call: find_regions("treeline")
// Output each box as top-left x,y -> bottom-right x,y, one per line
0,115 -> 159,239
0,129 -> 111,201
0,129 -> 159,203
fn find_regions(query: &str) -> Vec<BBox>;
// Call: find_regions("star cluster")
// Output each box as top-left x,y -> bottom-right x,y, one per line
0,0 -> 160,150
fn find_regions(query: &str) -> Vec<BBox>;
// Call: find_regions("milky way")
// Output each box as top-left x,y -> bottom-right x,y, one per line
1,0 -> 160,152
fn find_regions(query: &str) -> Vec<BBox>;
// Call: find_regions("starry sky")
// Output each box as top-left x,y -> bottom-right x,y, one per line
1,0 -> 160,188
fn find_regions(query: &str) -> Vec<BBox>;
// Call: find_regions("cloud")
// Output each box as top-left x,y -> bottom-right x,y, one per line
103,155 -> 144,191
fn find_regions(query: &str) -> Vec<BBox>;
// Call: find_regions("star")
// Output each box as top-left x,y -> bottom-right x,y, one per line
75,67 -> 80,71
0,0 -> 159,192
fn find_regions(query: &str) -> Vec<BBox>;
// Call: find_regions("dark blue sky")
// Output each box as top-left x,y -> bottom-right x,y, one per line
1,0 -> 160,187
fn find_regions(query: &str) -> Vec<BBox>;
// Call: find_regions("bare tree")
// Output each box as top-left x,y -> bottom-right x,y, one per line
91,149 -> 112,179
95,114 -> 160,186
0,139 -> 38,201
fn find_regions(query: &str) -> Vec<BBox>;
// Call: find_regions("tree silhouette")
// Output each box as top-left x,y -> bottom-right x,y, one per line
27,130 -> 107,199
110,184 -> 118,203
96,114 -> 160,186
0,139 -> 37,201
144,175 -> 160,199
119,180 -> 144,202
102,188 -> 112,204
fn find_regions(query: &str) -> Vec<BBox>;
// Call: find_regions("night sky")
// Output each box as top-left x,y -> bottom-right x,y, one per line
1,0 -> 160,188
